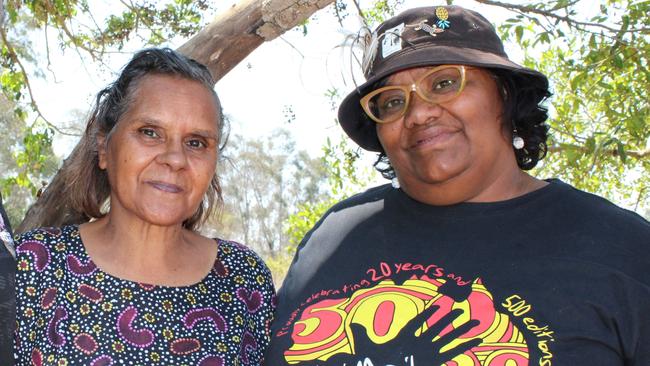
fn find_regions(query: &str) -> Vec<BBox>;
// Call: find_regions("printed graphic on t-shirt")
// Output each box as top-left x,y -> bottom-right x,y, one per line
275,261 -> 553,365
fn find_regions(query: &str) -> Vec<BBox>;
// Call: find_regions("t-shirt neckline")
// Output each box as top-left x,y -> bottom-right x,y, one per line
391,178 -> 566,218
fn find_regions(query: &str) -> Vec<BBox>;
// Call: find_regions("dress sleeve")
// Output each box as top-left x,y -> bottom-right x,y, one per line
244,249 -> 277,366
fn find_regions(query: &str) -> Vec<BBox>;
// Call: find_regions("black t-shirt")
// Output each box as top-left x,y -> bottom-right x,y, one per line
265,180 -> 650,366
0,195 -> 15,365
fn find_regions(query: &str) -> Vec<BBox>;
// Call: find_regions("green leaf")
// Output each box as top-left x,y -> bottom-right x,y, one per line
539,32 -> 550,45
616,141 -> 627,164
613,54 -> 624,68
515,25 -> 524,43
570,71 -> 588,91
597,81 -> 613,90
585,136 -> 596,152
565,147 -> 581,163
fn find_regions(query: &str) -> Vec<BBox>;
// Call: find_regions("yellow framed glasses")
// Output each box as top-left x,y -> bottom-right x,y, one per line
360,65 -> 467,124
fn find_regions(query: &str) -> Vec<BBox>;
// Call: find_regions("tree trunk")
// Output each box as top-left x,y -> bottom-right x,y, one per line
177,0 -> 334,82
16,0 -> 335,233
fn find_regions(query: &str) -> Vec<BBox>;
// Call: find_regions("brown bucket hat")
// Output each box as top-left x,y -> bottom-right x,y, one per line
338,5 -> 549,152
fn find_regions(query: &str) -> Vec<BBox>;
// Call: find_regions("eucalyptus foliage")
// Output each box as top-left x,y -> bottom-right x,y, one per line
491,0 -> 649,213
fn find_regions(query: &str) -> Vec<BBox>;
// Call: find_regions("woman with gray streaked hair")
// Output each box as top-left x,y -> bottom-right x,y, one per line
14,48 -> 275,365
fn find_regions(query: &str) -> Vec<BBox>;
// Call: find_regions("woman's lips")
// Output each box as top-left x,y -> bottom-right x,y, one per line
147,181 -> 183,193
409,126 -> 458,150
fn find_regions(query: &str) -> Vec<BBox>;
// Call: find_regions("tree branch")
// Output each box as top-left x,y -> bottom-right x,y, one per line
177,0 -> 334,82
548,144 -> 650,159
0,26 -> 79,136
118,0 -> 168,45
0,0 -> 4,29
43,0 -> 101,60
474,0 -> 650,33
634,186 -> 647,212
350,0 -> 366,26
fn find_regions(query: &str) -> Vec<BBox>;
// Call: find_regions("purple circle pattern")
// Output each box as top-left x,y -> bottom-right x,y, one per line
15,225 -> 276,365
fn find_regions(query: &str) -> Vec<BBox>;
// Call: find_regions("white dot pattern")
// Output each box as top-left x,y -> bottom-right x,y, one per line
14,225 -> 276,365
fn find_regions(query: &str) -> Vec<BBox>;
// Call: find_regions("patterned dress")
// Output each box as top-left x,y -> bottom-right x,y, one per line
14,225 -> 276,366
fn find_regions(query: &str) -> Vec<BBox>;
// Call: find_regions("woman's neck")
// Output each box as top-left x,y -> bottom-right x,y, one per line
402,165 -> 547,206
96,212 -> 185,252
79,214 -> 216,286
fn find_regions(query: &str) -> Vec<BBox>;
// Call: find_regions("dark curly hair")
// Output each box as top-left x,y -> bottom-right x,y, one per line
374,67 -> 552,180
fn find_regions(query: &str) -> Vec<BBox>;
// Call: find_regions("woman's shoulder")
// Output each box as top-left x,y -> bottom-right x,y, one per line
549,180 -> 649,227
213,239 -> 275,286
15,225 -> 81,267
14,225 -> 79,243
543,180 -> 650,251
15,225 -> 79,246
215,238 -> 267,269
321,183 -> 392,217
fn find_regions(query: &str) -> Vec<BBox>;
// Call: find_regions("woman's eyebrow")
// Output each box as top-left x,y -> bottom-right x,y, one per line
190,130 -> 219,140
130,116 -> 164,126
131,117 -> 218,139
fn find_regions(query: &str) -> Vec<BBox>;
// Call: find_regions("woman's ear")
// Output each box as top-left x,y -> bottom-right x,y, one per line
97,134 -> 108,170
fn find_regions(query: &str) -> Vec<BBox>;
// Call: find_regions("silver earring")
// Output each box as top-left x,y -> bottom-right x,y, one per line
512,130 -> 525,150
391,177 -> 400,189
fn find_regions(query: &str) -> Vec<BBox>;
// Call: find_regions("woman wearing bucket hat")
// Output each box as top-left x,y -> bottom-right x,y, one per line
265,5 -> 650,366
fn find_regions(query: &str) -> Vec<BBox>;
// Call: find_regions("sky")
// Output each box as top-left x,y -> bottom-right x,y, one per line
28,0 -> 518,163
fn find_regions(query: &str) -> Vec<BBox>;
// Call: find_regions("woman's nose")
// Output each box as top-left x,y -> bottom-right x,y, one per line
403,92 -> 443,128
156,140 -> 188,170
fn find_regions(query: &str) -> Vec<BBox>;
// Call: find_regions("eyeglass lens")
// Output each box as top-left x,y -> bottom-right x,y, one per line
367,67 -> 464,123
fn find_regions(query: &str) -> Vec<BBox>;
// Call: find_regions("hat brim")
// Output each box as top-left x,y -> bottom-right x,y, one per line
338,45 -> 548,152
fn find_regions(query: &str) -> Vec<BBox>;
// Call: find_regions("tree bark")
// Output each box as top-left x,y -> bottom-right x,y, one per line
177,0 -> 334,82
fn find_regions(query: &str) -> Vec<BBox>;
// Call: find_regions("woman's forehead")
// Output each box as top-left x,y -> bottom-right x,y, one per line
386,67 -> 428,83
385,65 -> 452,83
116,75 -> 221,131
384,64 -> 486,84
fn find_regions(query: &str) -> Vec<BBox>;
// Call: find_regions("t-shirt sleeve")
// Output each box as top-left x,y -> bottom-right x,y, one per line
626,268 -> 650,365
